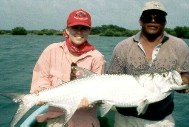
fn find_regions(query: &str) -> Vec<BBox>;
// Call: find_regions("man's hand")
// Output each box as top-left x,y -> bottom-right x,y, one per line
181,72 -> 189,84
177,72 -> 189,93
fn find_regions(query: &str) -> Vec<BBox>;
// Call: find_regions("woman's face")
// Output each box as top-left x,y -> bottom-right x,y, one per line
66,25 -> 90,46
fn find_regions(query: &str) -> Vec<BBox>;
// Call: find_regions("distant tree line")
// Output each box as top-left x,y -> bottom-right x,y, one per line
1,25 -> 189,38
0,27 -> 62,36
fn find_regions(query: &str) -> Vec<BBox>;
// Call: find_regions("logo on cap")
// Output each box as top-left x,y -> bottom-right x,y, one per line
153,3 -> 160,8
74,10 -> 88,20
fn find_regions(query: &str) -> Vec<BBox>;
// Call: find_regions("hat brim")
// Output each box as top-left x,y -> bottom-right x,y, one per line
142,9 -> 167,16
67,22 -> 91,27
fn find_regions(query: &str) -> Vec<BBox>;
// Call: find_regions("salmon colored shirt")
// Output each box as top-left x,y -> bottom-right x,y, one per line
30,41 -> 105,127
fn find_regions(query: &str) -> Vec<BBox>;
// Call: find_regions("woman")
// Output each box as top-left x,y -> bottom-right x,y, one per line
30,9 -> 105,127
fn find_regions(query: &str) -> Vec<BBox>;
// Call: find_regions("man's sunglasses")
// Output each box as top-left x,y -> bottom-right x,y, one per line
141,14 -> 166,24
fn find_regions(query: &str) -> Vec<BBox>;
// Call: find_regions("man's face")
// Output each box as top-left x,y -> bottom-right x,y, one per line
140,11 -> 166,35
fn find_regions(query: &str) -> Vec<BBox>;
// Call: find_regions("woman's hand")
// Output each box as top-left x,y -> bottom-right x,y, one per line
79,97 -> 93,109
34,88 -> 46,106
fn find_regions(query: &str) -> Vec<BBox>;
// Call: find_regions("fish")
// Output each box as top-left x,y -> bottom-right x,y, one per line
1,68 -> 189,127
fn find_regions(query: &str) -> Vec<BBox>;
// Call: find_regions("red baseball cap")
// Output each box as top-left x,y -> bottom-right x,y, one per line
67,9 -> 91,27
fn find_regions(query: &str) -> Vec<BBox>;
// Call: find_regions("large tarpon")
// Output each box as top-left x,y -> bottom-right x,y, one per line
0,68 -> 189,127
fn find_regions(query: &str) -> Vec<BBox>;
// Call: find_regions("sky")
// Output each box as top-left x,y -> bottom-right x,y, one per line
1,0 -> 189,30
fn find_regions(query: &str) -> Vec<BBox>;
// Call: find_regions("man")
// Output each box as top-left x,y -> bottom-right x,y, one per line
108,1 -> 189,127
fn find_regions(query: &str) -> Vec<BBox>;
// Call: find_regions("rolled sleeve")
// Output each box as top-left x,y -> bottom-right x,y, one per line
92,54 -> 106,74
30,46 -> 52,93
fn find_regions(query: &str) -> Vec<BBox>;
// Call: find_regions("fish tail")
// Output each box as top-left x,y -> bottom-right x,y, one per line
0,93 -> 25,103
136,99 -> 149,115
0,93 -> 35,127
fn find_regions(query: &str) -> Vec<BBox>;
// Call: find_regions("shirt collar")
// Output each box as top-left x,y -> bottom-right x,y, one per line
59,41 -> 93,58
133,31 -> 169,44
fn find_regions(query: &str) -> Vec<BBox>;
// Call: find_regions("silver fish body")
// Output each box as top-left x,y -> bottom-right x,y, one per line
1,70 -> 189,127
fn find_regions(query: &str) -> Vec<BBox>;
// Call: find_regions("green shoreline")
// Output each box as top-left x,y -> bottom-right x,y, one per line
1,25 -> 189,38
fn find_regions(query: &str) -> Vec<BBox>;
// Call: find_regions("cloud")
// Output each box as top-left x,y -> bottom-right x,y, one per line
0,0 -> 189,30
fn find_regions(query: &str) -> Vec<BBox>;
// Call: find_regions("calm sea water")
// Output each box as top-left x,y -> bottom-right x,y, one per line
0,35 -> 189,127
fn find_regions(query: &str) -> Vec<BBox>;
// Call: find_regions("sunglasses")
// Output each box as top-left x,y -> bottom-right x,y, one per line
70,25 -> 90,31
141,14 -> 166,24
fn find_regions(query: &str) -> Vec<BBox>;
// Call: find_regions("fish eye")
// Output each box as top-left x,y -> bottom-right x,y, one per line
162,74 -> 166,77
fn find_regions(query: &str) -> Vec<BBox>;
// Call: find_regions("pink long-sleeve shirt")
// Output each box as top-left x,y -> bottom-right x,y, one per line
30,41 -> 105,127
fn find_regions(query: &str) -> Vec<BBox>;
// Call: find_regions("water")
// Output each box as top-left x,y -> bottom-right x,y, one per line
0,35 -> 189,127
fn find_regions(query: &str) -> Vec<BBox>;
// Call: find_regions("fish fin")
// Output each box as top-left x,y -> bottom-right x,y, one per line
136,99 -> 149,115
73,66 -> 97,79
63,107 -> 76,125
99,101 -> 113,117
0,93 -> 35,127
20,105 -> 48,127
49,103 -> 78,125
171,84 -> 189,91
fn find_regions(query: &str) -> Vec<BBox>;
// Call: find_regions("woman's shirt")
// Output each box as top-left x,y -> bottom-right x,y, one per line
30,41 -> 105,126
